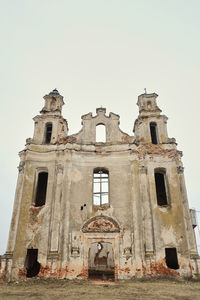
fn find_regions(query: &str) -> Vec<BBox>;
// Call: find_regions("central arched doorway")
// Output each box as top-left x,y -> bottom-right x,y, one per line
88,241 -> 114,279
82,215 -> 120,280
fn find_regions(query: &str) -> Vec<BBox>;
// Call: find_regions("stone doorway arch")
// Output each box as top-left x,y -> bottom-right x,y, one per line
82,215 -> 120,280
88,241 -> 114,279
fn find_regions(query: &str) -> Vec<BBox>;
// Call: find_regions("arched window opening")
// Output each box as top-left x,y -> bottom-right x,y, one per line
35,172 -> 48,207
150,122 -> 158,144
165,248 -> 179,270
93,168 -> 109,206
154,171 -> 168,206
96,124 -> 106,143
25,249 -> 40,278
45,123 -> 52,144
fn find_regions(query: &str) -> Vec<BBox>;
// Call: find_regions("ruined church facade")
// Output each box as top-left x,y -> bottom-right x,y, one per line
1,90 -> 199,281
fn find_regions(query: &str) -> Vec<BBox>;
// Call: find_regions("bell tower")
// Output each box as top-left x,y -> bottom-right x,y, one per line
31,89 -> 68,145
133,93 -> 174,145
41,88 -> 64,115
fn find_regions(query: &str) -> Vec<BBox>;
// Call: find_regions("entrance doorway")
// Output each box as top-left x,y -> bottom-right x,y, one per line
25,249 -> 40,278
88,242 -> 114,280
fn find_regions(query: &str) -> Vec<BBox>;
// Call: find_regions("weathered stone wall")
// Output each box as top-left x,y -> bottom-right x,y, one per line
1,91 -> 199,281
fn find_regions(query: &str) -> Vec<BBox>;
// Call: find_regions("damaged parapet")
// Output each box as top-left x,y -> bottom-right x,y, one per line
1,91 -> 199,282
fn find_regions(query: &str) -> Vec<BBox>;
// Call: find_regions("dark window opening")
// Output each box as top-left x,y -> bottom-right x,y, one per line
35,172 -> 48,206
25,249 -> 40,278
165,248 -> 179,270
150,122 -> 158,144
45,123 -> 52,144
93,168 -> 109,206
155,172 -> 168,206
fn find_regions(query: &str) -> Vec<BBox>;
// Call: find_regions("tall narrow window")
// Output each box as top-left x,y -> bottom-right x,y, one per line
96,124 -> 106,143
25,249 -> 40,277
150,122 -> 158,144
93,168 -> 109,205
45,123 -> 52,144
165,248 -> 179,270
154,171 -> 168,206
35,172 -> 48,206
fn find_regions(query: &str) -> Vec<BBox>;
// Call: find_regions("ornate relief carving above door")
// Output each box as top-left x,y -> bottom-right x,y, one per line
82,216 -> 120,233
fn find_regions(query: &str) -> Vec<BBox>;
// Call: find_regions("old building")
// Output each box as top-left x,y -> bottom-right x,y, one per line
0,90 -> 199,281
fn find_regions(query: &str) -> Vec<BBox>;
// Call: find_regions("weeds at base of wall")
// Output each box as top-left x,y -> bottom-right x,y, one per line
131,275 -> 197,283
2,277 -> 90,286
1,275 -> 199,287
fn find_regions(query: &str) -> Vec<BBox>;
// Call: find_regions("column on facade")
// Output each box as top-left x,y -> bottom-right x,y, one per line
139,165 -> 154,255
49,164 -> 64,252
6,161 -> 25,254
177,166 -> 198,255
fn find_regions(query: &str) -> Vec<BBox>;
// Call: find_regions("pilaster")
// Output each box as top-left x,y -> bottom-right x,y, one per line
139,165 -> 154,255
6,161 -> 25,253
50,164 -> 64,252
177,166 -> 198,255
130,160 -> 142,262
61,160 -> 72,267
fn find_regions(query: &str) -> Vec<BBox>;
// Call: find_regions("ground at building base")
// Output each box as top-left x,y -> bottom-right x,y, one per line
0,278 -> 200,300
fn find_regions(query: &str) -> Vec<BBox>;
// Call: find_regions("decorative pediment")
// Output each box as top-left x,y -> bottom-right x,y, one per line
82,216 -> 120,233
69,108 -> 132,145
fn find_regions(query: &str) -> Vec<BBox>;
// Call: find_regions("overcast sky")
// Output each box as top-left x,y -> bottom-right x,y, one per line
1,0 -> 200,254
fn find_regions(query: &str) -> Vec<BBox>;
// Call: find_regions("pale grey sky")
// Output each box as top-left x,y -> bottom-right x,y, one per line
1,0 -> 200,254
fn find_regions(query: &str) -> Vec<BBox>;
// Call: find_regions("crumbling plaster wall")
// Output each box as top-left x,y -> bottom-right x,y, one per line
2,142 -> 198,281
1,91 -> 200,281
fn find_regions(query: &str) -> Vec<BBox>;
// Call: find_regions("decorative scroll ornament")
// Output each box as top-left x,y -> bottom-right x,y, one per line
82,216 -> 120,233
